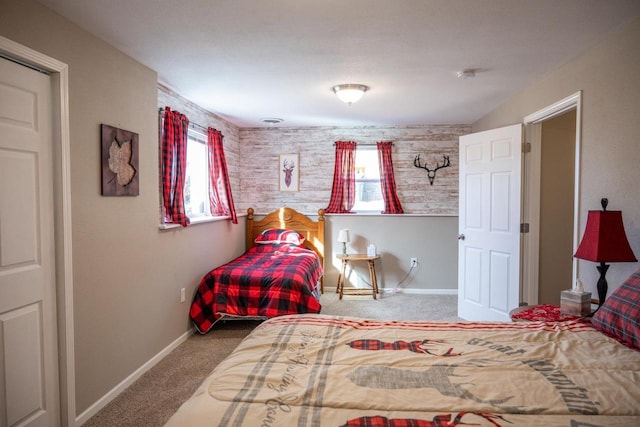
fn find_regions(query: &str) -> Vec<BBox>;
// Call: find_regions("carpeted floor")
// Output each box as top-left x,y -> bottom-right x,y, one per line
83,291 -> 459,426
321,290 -> 461,321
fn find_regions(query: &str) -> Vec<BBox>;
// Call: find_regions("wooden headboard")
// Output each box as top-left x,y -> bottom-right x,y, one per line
246,207 -> 325,288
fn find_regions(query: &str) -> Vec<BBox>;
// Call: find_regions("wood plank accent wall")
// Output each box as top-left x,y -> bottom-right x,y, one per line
238,125 -> 470,215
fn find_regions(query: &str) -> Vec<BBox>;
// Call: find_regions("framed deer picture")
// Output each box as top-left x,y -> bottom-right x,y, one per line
278,153 -> 299,192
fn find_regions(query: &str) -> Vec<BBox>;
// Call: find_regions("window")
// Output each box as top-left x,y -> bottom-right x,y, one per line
160,106 -> 237,227
160,107 -> 238,227
184,129 -> 210,218
352,146 -> 384,212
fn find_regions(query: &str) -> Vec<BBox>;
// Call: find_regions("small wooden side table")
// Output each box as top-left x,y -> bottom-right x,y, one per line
336,253 -> 380,299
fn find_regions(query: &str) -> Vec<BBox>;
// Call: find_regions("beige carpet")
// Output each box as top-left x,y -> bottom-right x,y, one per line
83,291 -> 459,426
321,290 -> 461,321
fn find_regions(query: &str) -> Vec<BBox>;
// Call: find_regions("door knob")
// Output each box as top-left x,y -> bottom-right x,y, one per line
457,234 -> 465,240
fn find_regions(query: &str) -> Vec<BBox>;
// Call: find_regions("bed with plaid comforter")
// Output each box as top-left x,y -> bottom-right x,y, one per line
189,243 -> 323,333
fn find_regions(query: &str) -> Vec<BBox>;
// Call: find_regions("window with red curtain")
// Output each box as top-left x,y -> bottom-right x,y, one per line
325,141 -> 357,213
207,127 -> 237,224
377,141 -> 404,214
161,107 -> 190,227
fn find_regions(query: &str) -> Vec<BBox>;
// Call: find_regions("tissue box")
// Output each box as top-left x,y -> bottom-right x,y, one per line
560,290 -> 592,316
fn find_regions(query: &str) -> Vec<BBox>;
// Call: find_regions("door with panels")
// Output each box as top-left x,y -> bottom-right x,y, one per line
0,57 -> 60,426
458,124 -> 522,321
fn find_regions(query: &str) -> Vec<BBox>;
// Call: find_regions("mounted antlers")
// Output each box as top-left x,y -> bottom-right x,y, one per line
413,154 -> 451,185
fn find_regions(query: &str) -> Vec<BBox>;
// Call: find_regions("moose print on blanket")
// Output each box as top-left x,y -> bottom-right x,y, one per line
347,338 -> 461,357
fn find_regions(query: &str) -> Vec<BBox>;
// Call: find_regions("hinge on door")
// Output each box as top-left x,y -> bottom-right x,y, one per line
520,223 -> 530,233
521,142 -> 531,153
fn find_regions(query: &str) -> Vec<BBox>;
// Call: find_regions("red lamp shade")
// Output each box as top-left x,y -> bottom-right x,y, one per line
574,210 -> 637,263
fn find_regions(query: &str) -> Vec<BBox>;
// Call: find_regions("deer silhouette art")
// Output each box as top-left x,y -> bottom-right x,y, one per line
282,158 -> 295,188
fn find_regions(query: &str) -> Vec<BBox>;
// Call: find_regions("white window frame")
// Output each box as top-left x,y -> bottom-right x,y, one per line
183,128 -> 211,219
352,145 -> 384,213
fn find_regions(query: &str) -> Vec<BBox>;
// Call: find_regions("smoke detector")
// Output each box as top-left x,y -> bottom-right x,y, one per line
457,69 -> 476,79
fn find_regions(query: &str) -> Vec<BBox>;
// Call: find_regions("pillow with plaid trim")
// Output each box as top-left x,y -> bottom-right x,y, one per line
591,268 -> 640,350
255,228 -> 305,246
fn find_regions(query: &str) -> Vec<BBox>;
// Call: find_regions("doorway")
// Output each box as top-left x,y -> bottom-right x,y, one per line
522,92 -> 582,306
538,110 -> 576,304
457,93 -> 582,320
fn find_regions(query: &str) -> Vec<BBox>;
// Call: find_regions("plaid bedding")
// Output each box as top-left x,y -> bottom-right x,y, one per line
190,243 -> 322,333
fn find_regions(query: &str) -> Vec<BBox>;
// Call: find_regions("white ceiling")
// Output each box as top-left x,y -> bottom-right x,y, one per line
37,0 -> 640,128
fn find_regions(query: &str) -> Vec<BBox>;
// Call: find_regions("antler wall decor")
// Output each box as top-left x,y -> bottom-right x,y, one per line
413,154 -> 451,185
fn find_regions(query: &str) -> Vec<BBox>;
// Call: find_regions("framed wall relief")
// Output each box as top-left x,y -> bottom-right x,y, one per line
101,124 -> 139,196
279,153 -> 299,192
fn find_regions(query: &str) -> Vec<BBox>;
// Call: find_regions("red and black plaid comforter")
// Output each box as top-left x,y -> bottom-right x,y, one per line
190,243 -> 323,333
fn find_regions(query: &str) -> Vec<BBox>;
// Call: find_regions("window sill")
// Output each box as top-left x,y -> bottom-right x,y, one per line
158,213 -> 246,230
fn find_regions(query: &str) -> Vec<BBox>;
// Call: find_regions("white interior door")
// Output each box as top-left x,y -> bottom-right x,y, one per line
458,124 -> 522,321
0,57 -> 59,426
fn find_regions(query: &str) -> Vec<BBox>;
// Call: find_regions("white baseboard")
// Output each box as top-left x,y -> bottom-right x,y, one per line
76,329 -> 193,426
326,287 -> 458,295
382,287 -> 458,295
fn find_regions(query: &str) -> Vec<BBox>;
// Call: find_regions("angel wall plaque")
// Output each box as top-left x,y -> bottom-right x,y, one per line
101,124 -> 139,196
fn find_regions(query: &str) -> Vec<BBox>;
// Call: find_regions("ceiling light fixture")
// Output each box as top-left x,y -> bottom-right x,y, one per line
457,69 -> 476,79
261,118 -> 284,125
331,84 -> 369,105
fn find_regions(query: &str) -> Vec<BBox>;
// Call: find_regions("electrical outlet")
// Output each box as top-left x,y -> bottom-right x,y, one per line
180,288 -> 186,303
410,257 -> 418,267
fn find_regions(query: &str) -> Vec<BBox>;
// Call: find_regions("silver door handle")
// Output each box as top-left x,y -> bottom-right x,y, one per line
457,234 -> 465,240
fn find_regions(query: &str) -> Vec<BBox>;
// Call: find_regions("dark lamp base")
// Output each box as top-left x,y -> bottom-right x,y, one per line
596,262 -> 610,307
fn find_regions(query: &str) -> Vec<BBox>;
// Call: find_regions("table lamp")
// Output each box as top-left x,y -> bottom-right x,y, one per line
574,198 -> 637,308
337,229 -> 350,255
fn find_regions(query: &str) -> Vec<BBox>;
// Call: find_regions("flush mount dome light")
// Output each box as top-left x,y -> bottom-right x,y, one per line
261,118 -> 284,125
331,84 -> 369,105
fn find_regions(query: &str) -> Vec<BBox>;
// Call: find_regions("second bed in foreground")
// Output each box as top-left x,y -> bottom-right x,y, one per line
166,312 -> 640,426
